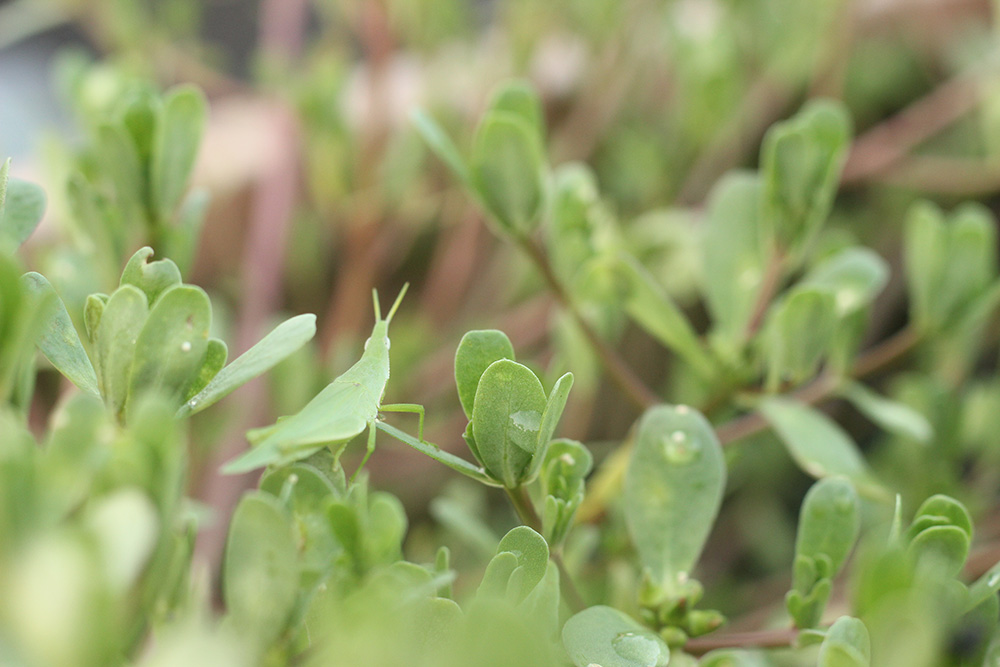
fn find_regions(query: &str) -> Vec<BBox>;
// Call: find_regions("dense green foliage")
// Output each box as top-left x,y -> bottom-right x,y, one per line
3,1 -> 1000,665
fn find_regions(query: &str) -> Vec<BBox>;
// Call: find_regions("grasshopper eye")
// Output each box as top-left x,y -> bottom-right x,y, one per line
385,338 -> 391,350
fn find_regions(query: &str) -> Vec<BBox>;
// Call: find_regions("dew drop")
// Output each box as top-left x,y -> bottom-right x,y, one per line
181,341 -> 192,352
611,631 -> 662,666
560,453 -> 576,466
675,404 -> 690,415
662,431 -> 701,464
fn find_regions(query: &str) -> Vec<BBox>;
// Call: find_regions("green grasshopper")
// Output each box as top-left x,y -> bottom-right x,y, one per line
222,285 -> 422,478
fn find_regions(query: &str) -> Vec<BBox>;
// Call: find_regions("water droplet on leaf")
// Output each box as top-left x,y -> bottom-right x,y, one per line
612,631 -> 662,666
181,341 -> 192,352
662,431 -> 701,464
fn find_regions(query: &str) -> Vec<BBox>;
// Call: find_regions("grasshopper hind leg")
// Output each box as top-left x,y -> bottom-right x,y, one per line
349,423 -> 378,483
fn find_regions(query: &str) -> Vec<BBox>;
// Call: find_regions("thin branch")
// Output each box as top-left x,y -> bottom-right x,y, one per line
743,249 -> 786,342
716,326 -> 920,446
684,627 -> 798,655
840,71 -> 982,184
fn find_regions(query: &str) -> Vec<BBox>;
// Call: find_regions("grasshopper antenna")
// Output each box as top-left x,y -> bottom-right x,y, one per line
385,282 -> 410,324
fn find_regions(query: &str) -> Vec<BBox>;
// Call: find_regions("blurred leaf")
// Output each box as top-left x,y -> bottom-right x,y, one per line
223,492 -> 299,651
478,526 -> 549,604
795,477 -> 860,577
0,178 -> 46,251
840,381 -> 932,444
760,100 -> 851,255
85,489 -> 159,592
21,272 -> 100,397
487,80 -> 544,137
818,616 -> 871,667
454,329 -> 515,420
470,112 -> 546,237
411,108 -> 471,187
616,253 -> 716,378
95,285 -> 149,417
702,172 -> 766,343
624,404 -> 726,586
184,337 -> 227,400
179,314 -> 316,417
151,85 -> 206,220
802,247 -> 889,316
766,287 -> 836,386
472,359 -> 547,487
759,398 -> 885,498
562,605 -> 669,667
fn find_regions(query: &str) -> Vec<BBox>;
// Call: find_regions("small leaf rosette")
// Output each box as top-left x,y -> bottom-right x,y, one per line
454,330 -> 573,488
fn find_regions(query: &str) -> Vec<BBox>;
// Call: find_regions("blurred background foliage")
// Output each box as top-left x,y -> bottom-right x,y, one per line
4,0 -> 1000,664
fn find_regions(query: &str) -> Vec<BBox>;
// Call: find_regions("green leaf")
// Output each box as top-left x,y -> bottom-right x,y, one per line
487,80 -> 544,137
129,285 -> 211,410
526,371 -> 574,480
470,112 -> 547,237
454,329 -> 515,419
911,494 -> 972,538
0,179 -> 46,251
20,273 -> 100,397
96,122 -> 146,225
702,172 -> 766,342
84,294 -> 107,343
840,381 -> 932,444
617,253 -> 716,379
411,108 -> 471,187
624,404 -> 726,585
760,99 -> 851,255
562,605 -> 670,667
178,314 -> 316,417
94,285 -> 149,417
184,337 -> 227,400
478,526 -> 549,604
151,85 -> 207,220
759,397 -> 885,499
471,359 -> 548,487
120,246 -> 182,305
908,525 -> 969,577
794,477 -> 861,579
802,247 -> 889,316
905,201 -> 998,332
818,616 -> 871,667
223,492 -> 299,651
765,287 -> 837,386
84,489 -> 159,592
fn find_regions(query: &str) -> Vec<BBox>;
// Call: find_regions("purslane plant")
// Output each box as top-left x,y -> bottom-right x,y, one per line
3,58 -> 1000,667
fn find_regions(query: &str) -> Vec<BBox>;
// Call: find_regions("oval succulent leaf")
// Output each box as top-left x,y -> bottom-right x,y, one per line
818,616 -> 871,667
795,477 -> 861,579
471,359 -> 547,487
624,404 -> 726,586
454,329 -> 515,419
223,492 -> 299,652
128,285 -> 211,412
95,285 -> 149,417
562,605 -> 670,667
470,112 -> 546,237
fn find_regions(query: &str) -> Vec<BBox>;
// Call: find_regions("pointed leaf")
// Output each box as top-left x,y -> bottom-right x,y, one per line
179,314 -> 316,417
151,85 -> 206,220
411,108 -> 471,186
759,398 -> 885,498
20,273 -> 99,397
840,381 -> 932,444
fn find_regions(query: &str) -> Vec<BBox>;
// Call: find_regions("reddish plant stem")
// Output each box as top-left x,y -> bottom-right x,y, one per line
685,627 -> 798,655
743,249 -> 786,342
716,326 -> 920,446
